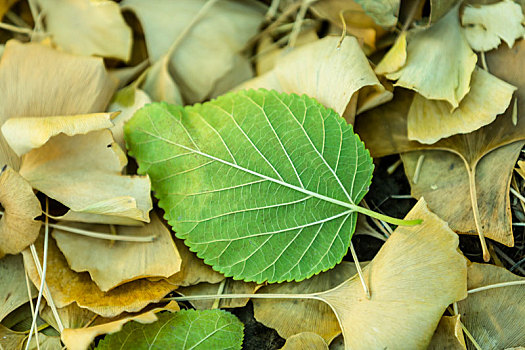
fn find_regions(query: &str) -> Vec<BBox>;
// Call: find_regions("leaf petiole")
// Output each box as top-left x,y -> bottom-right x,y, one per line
350,205 -> 422,226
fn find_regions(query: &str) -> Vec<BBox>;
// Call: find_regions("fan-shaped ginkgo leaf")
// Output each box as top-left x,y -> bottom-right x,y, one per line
125,89 -> 395,283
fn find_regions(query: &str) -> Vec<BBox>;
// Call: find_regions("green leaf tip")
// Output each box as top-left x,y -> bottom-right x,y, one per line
95,309 -> 244,350
124,88 -> 409,283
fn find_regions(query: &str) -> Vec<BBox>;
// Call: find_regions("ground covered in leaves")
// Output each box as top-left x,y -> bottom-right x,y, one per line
0,0 -> 524,349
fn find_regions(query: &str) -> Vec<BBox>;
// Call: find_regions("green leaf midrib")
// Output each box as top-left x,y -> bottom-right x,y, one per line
135,126 -> 361,212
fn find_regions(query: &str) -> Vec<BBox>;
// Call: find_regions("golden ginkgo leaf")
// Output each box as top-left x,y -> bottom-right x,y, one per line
427,315 -> 466,350
22,234 -> 175,318
0,167 -> 42,258
281,332 -> 329,350
313,199 -> 467,349
53,212 -> 181,292
461,0 -> 525,52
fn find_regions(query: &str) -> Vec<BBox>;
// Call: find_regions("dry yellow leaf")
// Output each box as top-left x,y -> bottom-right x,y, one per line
53,212 -> 181,292
0,167 -> 42,258
19,130 -> 152,225
315,199 -> 467,349
462,0 -> 525,52
386,5 -> 477,108
0,254 -> 36,322
375,31 -> 407,75
22,235 -> 175,318
428,315 -> 467,350
0,40 -> 117,170
281,332 -> 329,350
407,67 -> 516,144
2,113 -> 115,157
141,56 -> 182,105
0,324 -> 26,350
40,302 -> 95,332
458,263 -> 525,349
36,0 -> 132,61
253,262 -> 357,343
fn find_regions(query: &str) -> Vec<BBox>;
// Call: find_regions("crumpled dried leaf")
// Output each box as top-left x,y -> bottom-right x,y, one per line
40,302 -> 95,332
310,0 -> 387,50
162,238 -> 224,287
0,167 -> 42,258
0,40 -> 117,170
141,56 -> 182,105
375,31 -> 406,75
428,315 -> 467,350
238,36 -> 386,123
354,0 -> 399,27
0,324 -> 25,350
458,263 -> 525,350
407,67 -> 516,144
253,262 -> 357,343
122,0 -> 265,104
281,332 -> 329,350
2,112 -> 115,157
22,235 -> 175,318
177,278 -> 262,310
462,0 -> 525,52
36,0 -> 132,61
0,254 -> 36,322
53,212 -> 181,292
314,199 -> 467,349
385,5 -> 477,108
430,0 -> 459,23
107,87 -> 151,150
19,129 -> 152,225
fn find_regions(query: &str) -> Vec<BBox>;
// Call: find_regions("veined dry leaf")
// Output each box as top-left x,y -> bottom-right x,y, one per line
356,39 -> 525,249
0,254 -> 36,322
459,263 -> 525,349
61,309 -> 160,350
0,324 -> 26,350
238,36 -> 385,123
428,315 -> 467,350
430,0 -> 460,23
2,112 -> 115,157
462,0 -> 525,52
40,302 -> 96,332
407,67 -> 516,144
53,212 -> 181,292
162,238 -> 224,287
354,0 -> 400,27
313,199 -> 467,349
36,0 -> 132,61
22,235 -> 175,318
141,56 -> 182,105
19,130 -> 152,225
0,167 -> 42,258
177,278 -> 261,310
122,0 -> 265,104
310,0 -> 387,49
385,5 -> 477,108
375,31 -> 407,75
0,0 -> 18,19
281,332 -> 329,350
108,88 -> 152,150
252,262 -> 356,343
0,40 -> 117,170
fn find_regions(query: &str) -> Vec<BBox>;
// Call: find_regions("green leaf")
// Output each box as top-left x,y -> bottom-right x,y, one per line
95,310 -> 244,350
125,89 -> 417,283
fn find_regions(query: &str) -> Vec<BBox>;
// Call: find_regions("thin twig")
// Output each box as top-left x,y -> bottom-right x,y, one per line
24,270 -> 40,350
480,51 -> 488,71
465,165 -> 490,262
386,158 -> 402,175
412,155 -> 425,184
510,256 -> 525,272
468,280 -> 525,294
0,21 -> 33,34
336,9 -> 347,48
288,0 -> 314,48
211,279 -> 227,309
350,241 -> 371,299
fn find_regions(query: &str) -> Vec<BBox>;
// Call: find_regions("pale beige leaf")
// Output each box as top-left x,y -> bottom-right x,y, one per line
458,263 -> 525,350
253,262 -> 357,343
2,113 -> 114,157
0,254 -> 36,322
315,199 -> 467,349
40,302 -> 95,331
0,40 -> 117,170
462,0 -> 525,52
19,130 -> 152,225
355,0 -> 400,27
61,310 -> 159,350
107,88 -> 152,150
177,279 -> 262,310
0,324 -> 25,350
142,56 -> 182,105
281,332 -> 329,350
37,0 -> 132,61
428,315 -> 467,350
22,235 -> 175,317
122,0 -> 265,103
53,212 -> 181,292
408,67 -> 516,144
163,238 -> 224,287
375,31 -> 407,75
386,6 -> 477,108
26,334 -> 61,350
0,167 -> 42,258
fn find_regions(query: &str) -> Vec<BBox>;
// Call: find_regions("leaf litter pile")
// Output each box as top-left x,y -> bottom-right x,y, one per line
1,0 -> 525,349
